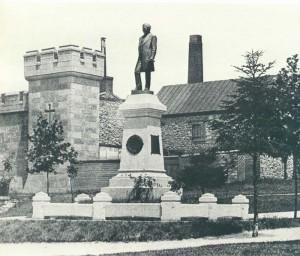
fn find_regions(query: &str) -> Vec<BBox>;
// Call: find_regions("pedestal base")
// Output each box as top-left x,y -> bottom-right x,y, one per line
131,90 -> 154,95
103,92 -> 172,201
101,172 -> 172,201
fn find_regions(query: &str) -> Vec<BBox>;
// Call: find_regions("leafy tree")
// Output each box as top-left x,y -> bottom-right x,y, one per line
27,114 -> 78,194
271,55 -> 300,218
0,153 -> 14,195
267,131 -> 291,180
66,148 -> 79,203
171,149 -> 232,194
211,50 -> 275,237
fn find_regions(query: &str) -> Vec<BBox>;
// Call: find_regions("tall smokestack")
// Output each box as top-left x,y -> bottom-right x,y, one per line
188,35 -> 203,83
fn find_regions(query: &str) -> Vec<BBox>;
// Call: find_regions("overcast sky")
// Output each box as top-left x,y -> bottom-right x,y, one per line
1,0 -> 300,98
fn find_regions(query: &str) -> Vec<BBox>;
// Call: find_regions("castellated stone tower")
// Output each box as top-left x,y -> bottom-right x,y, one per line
23,45 -> 104,193
24,45 -> 104,161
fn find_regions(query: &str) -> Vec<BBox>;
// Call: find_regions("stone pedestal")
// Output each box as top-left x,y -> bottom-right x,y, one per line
102,92 -> 172,200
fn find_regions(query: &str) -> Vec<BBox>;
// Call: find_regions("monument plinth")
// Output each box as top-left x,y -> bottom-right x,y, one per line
102,92 -> 172,200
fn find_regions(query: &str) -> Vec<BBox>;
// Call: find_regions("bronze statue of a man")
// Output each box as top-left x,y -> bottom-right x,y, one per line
134,23 -> 157,91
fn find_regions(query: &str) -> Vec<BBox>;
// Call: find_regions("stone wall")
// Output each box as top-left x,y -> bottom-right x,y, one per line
24,45 -> 104,80
161,114 -> 214,155
32,191 -> 249,220
0,92 -> 29,182
260,155 -> 293,179
25,45 -> 103,162
0,112 -> 28,180
73,160 -> 120,191
161,113 -> 293,181
0,91 -> 28,114
99,96 -> 124,148
69,82 -> 100,160
28,79 -> 71,144
22,45 -> 103,193
28,76 -> 100,161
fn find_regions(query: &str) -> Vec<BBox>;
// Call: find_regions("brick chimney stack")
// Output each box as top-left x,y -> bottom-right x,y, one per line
188,35 -> 203,83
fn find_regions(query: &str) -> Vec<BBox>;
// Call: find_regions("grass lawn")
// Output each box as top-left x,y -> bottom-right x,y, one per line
1,218 -> 300,243
101,240 -> 300,256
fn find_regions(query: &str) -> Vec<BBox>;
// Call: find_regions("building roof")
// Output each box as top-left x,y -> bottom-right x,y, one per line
100,91 -> 124,102
157,79 -> 237,116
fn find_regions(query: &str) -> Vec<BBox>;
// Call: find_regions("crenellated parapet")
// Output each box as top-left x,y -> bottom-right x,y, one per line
0,91 -> 28,113
24,45 -> 105,80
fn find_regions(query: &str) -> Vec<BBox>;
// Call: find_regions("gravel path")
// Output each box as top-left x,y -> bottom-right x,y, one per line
248,211 -> 300,218
0,227 -> 300,256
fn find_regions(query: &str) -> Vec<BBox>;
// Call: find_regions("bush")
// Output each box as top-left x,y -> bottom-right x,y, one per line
128,175 -> 156,202
0,177 -> 11,196
171,149 -> 233,194
0,153 -> 14,196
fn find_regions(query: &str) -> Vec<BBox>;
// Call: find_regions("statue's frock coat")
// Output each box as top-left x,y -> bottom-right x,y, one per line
136,33 -> 157,72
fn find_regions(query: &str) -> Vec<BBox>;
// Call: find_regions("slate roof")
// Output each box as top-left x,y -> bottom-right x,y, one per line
157,79 -> 237,115
100,91 -> 124,102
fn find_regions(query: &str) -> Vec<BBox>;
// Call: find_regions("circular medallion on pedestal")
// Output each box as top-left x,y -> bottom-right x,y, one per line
126,135 -> 143,155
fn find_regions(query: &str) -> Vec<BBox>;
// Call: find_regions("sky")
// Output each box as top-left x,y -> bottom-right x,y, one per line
0,0 -> 300,98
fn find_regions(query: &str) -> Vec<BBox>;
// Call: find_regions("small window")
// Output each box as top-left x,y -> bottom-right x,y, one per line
92,54 -> 97,62
80,52 -> 84,59
151,135 -> 160,154
19,91 -> 24,102
1,94 -> 5,104
192,123 -> 206,141
36,55 -> 41,63
53,51 -> 58,60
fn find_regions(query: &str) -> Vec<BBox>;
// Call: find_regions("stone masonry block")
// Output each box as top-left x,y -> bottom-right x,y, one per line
232,194 -> 249,204
74,193 -> 91,203
199,193 -> 217,203
161,191 -> 181,202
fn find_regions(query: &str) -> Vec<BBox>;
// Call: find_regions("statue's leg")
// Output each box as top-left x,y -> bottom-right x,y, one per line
134,61 -> 142,90
145,71 -> 151,91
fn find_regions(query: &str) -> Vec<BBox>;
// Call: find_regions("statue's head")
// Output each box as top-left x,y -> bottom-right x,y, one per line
142,23 -> 151,34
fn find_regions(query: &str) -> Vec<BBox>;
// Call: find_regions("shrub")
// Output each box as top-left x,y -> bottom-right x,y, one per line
128,175 -> 157,202
172,149 -> 233,194
0,153 -> 14,196
0,177 -> 11,196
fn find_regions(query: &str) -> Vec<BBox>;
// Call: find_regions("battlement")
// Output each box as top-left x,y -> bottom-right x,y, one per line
0,91 -> 28,113
24,45 -> 105,80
